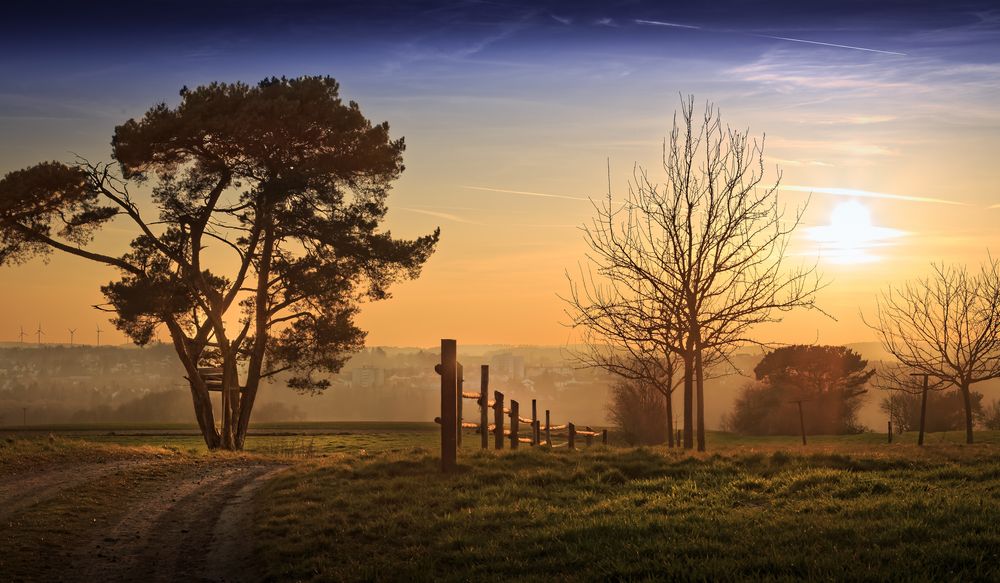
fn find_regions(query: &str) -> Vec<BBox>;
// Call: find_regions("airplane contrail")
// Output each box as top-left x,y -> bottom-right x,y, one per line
753,34 -> 906,56
781,185 -> 965,205
634,19 -> 906,56
461,185 -> 591,202
397,207 -> 481,224
634,19 -> 701,30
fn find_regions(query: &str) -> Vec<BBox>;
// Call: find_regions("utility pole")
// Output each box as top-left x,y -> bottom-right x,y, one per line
789,398 -> 809,445
910,373 -> 932,446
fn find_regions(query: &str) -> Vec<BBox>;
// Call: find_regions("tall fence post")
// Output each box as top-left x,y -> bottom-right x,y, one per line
480,365 -> 489,450
531,399 -> 538,446
545,410 -> 551,446
494,390 -> 504,450
456,363 -> 464,449
887,420 -> 892,444
568,422 -> 576,451
509,400 -> 520,450
585,425 -> 593,447
439,339 -> 458,472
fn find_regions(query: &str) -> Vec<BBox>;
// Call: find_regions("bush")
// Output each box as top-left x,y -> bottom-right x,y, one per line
607,381 -> 668,445
880,390 -> 984,432
981,399 -> 1000,430
725,381 -> 866,436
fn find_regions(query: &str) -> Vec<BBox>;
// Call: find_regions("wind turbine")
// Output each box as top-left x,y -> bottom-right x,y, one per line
35,323 -> 44,346
68,328 -> 76,347
18,326 -> 26,344
96,324 -> 102,347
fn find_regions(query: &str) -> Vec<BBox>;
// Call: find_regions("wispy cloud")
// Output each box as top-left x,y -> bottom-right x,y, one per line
781,185 -> 967,206
635,18 -> 906,55
634,19 -> 700,30
397,207 -> 481,224
752,34 -> 906,56
461,185 -> 590,201
768,157 -> 833,168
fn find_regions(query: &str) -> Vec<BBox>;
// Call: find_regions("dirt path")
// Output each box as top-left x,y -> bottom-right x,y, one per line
0,458 -> 157,524
0,456 -> 288,583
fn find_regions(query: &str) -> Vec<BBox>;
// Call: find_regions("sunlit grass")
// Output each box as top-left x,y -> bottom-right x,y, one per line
254,438 -> 1000,582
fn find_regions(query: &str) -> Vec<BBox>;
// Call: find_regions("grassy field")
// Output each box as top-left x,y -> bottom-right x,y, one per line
2,426 -> 999,581
1,421 -> 440,456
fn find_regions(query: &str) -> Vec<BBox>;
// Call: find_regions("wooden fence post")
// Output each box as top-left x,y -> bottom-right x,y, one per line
494,390 -> 504,450
568,422 -> 576,451
545,410 -> 551,446
439,339 -> 458,472
456,363 -> 464,449
509,400 -> 520,450
480,365 -> 489,450
602,429 -> 608,445
887,420 -> 892,444
531,399 -> 538,446
585,426 -> 593,447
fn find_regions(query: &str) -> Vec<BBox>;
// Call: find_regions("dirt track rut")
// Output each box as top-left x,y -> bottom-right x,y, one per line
0,456 -> 286,582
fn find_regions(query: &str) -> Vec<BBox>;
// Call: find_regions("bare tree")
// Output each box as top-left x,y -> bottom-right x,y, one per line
564,288 -> 683,446
566,97 -> 823,451
868,260 -> 1000,444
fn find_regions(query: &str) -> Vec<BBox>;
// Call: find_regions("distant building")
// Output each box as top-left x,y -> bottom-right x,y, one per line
491,353 -> 525,380
351,366 -> 385,389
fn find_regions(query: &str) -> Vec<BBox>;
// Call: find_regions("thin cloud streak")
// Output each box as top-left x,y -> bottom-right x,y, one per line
781,185 -> 967,206
397,207 -> 481,224
634,18 -> 906,55
634,19 -> 701,30
462,185 -> 590,201
753,34 -> 907,56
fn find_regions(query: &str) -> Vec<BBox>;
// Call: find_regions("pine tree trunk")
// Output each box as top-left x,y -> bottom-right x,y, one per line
188,384 -> 221,450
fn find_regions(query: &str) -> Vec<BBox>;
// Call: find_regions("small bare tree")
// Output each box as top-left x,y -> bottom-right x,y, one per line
566,97 -> 823,451
564,288 -> 683,446
869,260 -> 1000,444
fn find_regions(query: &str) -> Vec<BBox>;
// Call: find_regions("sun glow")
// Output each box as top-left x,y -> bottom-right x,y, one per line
806,200 -> 905,264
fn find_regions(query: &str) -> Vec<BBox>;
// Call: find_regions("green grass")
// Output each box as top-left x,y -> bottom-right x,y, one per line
2,421 -> 440,456
4,426 -> 999,581
254,436 -> 1000,582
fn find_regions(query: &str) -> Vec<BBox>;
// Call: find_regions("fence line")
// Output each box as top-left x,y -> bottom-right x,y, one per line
434,338 -> 608,472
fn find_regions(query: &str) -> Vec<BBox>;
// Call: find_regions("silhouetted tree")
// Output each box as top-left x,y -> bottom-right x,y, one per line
982,399 -> 1000,430
0,77 -> 439,449
868,260 -> 1000,444
566,97 -> 822,451
880,389 -> 984,433
608,379 -> 667,445
725,345 -> 872,435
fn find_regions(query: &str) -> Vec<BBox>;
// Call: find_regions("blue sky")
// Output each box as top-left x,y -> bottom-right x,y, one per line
2,1 -> 1000,346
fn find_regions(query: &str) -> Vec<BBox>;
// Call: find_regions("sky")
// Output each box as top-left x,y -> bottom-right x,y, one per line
1,0 -> 1000,348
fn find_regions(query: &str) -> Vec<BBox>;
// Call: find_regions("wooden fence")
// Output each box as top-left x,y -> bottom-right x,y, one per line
434,339 -> 607,472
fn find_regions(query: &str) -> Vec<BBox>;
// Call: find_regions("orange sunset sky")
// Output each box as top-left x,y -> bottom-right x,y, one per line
2,6 -> 999,349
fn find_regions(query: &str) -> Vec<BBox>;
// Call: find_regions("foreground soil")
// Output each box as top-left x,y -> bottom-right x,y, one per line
0,438 -> 286,583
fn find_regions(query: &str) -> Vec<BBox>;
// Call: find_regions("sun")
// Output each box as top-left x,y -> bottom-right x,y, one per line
806,200 -> 905,264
